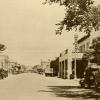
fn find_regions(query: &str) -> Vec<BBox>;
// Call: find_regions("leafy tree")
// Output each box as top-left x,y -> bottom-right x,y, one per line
82,37 -> 100,65
43,0 -> 100,35
89,37 -> 100,64
0,44 -> 6,51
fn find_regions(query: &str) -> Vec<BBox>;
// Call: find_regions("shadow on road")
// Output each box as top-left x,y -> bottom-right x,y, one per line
38,86 -> 100,100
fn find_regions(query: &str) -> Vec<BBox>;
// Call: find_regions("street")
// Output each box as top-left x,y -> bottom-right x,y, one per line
0,73 -> 100,100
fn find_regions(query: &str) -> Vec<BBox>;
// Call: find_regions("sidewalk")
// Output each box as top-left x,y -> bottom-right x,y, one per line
55,77 -> 80,86
44,75 -> 80,87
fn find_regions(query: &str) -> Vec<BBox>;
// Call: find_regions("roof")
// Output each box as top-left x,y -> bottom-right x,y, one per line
77,34 -> 90,44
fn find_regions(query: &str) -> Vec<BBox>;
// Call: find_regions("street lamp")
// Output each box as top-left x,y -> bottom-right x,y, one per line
74,33 -> 78,79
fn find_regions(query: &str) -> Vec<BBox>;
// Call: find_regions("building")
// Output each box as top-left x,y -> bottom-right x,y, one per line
50,57 -> 59,76
40,61 -> 50,70
78,34 -> 90,53
59,49 -> 79,79
0,52 -> 9,70
59,34 -> 91,79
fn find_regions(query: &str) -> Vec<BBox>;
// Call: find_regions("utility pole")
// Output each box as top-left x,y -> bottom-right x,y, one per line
74,33 -> 78,79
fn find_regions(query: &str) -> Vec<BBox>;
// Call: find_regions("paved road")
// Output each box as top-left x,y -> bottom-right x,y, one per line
0,73 -> 100,100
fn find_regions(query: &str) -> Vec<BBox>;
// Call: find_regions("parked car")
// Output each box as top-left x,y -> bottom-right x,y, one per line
79,65 -> 100,89
37,68 -> 44,75
79,67 -> 96,88
45,68 -> 53,77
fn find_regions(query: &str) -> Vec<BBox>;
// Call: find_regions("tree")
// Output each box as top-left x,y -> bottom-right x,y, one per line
43,0 -> 100,35
82,37 -> 100,65
89,37 -> 100,64
0,44 -> 6,51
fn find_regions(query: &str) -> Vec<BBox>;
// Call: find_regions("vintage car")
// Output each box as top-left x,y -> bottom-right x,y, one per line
79,67 -> 95,88
79,64 -> 100,89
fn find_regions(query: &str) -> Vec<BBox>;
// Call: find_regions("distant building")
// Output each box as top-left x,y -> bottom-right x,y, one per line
0,52 -> 9,70
19,65 -> 26,72
8,61 -> 17,72
33,65 -> 40,73
9,61 -> 17,68
40,61 -> 50,70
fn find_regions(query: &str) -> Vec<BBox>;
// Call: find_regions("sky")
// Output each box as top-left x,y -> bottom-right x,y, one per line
0,0 -> 100,66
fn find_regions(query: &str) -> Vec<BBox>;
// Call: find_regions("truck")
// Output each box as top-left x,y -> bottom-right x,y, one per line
45,67 -> 53,77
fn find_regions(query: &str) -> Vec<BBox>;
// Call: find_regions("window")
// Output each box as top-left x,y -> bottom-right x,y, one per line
65,49 -> 68,54
79,45 -> 85,53
86,42 -> 90,50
